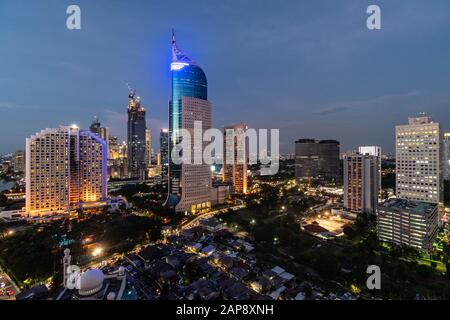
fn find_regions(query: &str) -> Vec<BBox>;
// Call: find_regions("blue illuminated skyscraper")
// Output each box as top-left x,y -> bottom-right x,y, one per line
167,30 -> 212,213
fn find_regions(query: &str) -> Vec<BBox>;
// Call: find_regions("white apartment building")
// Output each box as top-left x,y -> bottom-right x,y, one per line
443,132 -> 450,180
395,114 -> 443,205
377,199 -> 439,251
25,125 -> 107,216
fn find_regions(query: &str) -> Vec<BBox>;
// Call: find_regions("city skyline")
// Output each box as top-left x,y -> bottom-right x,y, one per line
1,1 -> 450,303
2,0 -> 450,155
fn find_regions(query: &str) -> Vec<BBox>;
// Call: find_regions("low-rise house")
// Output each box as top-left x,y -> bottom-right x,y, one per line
269,286 -> 286,300
250,277 -> 271,294
212,255 -> 234,270
201,245 -> 216,256
229,267 -> 249,280
158,270 -> 180,286
199,217 -> 222,232
165,256 -> 182,270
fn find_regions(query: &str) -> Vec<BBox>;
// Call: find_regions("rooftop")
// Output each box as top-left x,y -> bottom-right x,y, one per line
378,199 -> 437,214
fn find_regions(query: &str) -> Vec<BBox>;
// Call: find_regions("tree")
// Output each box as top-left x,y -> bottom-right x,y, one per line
0,221 -> 7,239
302,282 -> 313,300
0,193 -> 7,207
343,225 -> 355,239
313,252 -> 339,279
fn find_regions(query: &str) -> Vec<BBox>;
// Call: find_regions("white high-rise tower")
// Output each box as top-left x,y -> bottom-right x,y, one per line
395,113 -> 443,205
25,125 -> 108,216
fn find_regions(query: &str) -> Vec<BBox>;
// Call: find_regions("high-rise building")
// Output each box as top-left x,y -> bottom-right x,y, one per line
25,125 -> 107,216
377,199 -> 439,251
12,150 -> 25,173
358,146 -> 382,194
343,151 -> 379,214
160,128 -> 169,176
223,123 -> 248,194
295,139 -> 340,180
395,114 -> 443,205
145,128 -> 152,167
90,117 -> 109,142
89,116 -> 101,135
167,30 -> 212,213
90,117 -> 109,157
295,139 -> 319,179
318,140 -> 340,180
377,113 -> 443,250
127,87 -> 147,180
443,132 -> 450,180
107,136 -> 129,180
108,136 -> 120,160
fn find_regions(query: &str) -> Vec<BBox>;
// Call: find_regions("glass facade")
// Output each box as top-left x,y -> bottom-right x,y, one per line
127,91 -> 147,180
168,33 -> 208,204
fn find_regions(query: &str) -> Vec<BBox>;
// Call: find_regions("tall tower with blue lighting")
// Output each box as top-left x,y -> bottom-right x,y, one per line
167,30 -> 212,213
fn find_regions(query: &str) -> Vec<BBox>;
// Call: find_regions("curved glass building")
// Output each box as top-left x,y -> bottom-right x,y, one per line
167,30 -> 212,213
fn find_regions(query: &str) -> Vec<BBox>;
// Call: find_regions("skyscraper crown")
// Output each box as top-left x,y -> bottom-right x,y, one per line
171,29 -> 196,69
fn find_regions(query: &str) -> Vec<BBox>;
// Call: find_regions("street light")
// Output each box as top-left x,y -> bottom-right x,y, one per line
92,247 -> 103,257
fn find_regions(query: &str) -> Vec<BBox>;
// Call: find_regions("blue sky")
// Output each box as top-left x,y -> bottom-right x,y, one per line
1,0 -> 450,154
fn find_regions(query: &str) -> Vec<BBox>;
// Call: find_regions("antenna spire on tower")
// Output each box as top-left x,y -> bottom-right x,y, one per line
170,29 -> 195,65
125,82 -> 136,98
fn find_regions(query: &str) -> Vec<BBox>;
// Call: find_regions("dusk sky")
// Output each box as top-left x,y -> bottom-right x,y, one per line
1,0 -> 450,155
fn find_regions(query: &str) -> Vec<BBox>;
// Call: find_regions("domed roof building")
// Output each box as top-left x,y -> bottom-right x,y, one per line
56,249 -> 136,300
78,269 -> 105,296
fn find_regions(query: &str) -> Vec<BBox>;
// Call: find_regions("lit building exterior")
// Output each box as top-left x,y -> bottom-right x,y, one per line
89,117 -> 109,155
443,132 -> 450,180
127,88 -> 147,180
107,137 -> 129,180
295,139 -> 340,180
167,30 -> 212,213
343,151 -> 379,214
145,128 -> 152,167
376,113 -> 443,250
13,150 -> 25,173
358,146 -> 382,194
25,125 -> 107,216
377,199 -> 439,251
160,128 -> 169,176
223,123 -> 248,194
395,114 -> 443,205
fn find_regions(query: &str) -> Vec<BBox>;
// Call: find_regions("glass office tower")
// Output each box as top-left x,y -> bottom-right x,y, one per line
127,88 -> 147,180
168,30 -> 210,210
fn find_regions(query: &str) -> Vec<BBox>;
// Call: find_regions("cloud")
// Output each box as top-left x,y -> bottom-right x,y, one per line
0,102 -> 20,109
315,106 -> 349,116
55,61 -> 91,74
314,90 -> 423,116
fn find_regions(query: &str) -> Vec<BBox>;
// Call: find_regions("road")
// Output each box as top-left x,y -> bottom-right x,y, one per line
0,266 -> 20,300
180,204 -> 246,230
